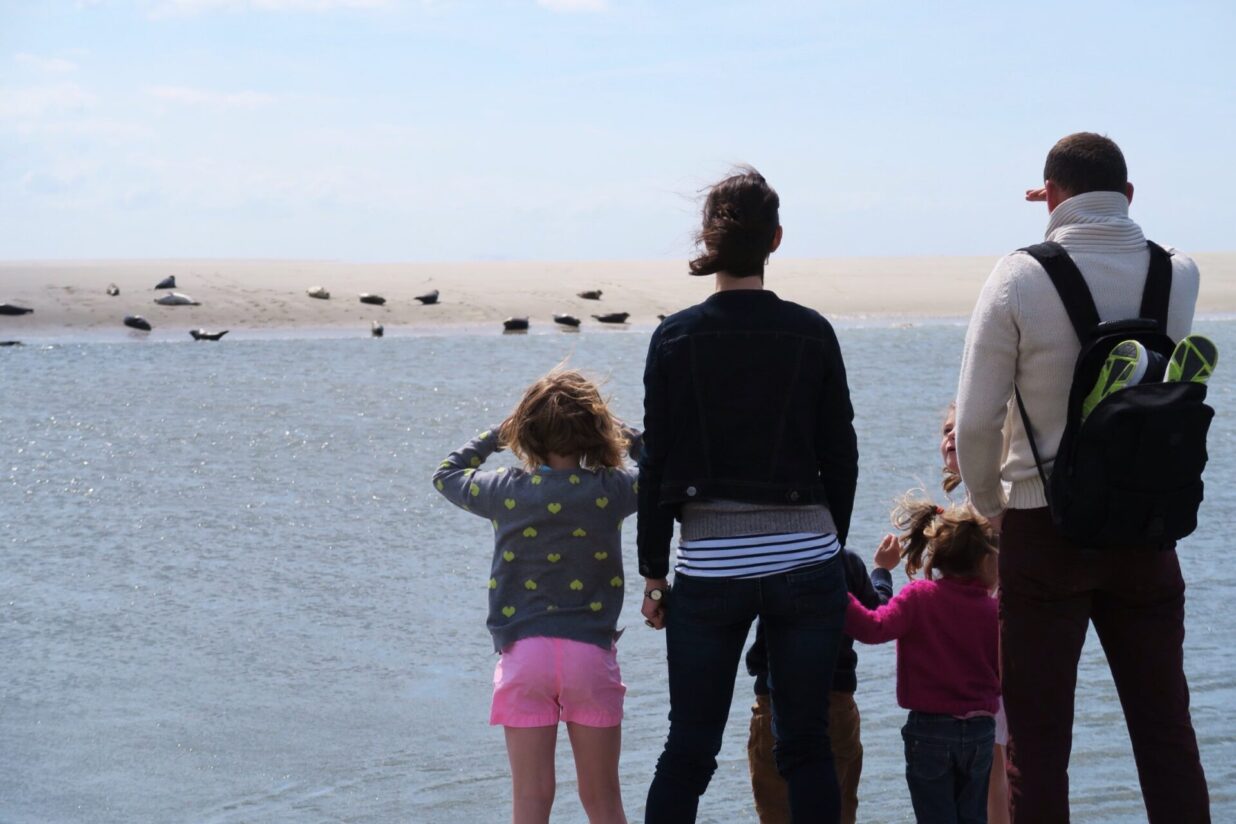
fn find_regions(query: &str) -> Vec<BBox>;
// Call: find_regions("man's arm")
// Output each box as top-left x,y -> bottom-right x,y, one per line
956,258 -> 1020,519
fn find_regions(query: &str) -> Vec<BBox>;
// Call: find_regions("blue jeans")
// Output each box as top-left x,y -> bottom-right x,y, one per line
645,557 -> 847,823
902,712 -> 994,824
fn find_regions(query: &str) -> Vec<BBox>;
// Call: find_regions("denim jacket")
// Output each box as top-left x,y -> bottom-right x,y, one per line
636,289 -> 859,578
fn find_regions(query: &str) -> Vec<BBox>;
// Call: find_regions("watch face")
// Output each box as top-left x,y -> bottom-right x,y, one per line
649,589 -> 664,601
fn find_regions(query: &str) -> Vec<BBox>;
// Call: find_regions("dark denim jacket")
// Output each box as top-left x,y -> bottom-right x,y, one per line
636,289 -> 859,578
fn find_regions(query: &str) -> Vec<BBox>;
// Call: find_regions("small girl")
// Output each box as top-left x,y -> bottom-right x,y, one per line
845,497 -> 999,824
432,369 -> 639,824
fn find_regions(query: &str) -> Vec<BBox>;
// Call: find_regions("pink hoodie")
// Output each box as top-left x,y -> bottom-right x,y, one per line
845,576 -> 999,717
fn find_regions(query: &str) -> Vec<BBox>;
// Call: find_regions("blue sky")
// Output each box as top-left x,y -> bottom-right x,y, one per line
2,0 -> 1233,261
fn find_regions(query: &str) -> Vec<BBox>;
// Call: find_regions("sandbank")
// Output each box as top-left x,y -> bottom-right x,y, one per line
2,255 -> 1234,341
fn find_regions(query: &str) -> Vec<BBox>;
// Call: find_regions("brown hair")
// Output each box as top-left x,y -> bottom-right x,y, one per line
1043,132 -> 1127,197
498,369 -> 628,470
689,165 -> 780,278
942,401 -> 961,495
894,495 -> 996,581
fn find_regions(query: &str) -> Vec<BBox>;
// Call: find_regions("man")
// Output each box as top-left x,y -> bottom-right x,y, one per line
955,132 -> 1210,822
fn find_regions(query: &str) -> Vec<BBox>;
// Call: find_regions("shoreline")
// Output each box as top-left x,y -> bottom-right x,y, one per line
3,255 -> 1235,342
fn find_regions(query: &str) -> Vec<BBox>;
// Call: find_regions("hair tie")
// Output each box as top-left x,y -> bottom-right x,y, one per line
935,506 -> 945,515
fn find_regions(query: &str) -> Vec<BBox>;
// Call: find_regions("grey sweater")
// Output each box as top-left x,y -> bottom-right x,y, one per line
433,428 -> 639,652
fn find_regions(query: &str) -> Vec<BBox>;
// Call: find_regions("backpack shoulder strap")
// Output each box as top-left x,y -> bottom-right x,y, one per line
1019,241 -> 1100,343
1140,241 -> 1173,332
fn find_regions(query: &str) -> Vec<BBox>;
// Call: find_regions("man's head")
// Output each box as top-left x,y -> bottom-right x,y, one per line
1043,132 -> 1133,210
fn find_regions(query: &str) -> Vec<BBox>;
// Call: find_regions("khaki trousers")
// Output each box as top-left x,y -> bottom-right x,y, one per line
748,691 -> 862,824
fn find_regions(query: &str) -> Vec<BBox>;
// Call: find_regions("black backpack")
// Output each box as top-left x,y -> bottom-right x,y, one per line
1014,240 -> 1213,549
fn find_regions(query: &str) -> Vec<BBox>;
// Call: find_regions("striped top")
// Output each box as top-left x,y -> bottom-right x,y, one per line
675,531 -> 841,579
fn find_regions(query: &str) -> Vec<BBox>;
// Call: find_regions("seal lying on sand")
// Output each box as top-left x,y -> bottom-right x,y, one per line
306,286 -> 331,300
154,292 -> 200,306
577,290 -> 602,300
190,329 -> 228,341
0,340 -> 22,347
592,312 -> 630,324
0,304 -> 33,315
359,293 -> 386,306
155,276 -> 176,290
553,313 -> 582,327
503,317 -> 530,332
106,284 -> 120,296
415,289 -> 439,305
124,315 -> 152,331
371,321 -> 384,337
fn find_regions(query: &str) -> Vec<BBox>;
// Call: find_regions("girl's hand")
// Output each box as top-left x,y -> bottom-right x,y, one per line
641,578 -> 669,630
873,534 -> 902,571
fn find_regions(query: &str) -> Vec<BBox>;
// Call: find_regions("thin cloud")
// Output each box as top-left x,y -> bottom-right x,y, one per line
536,0 -> 606,11
151,0 -> 394,15
147,85 -> 276,109
0,84 -> 97,120
13,53 -> 80,74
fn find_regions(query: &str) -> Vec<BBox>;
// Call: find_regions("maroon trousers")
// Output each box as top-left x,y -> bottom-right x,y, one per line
998,508 -> 1210,823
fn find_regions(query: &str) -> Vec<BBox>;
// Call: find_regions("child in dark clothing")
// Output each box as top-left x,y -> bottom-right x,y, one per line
745,539 -> 899,824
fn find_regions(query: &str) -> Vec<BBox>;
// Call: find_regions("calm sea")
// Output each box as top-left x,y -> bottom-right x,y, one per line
2,320 -> 1233,823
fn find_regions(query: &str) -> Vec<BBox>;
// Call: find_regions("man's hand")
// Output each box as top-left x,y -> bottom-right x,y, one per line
1025,187 -> 1047,202
641,578 -> 669,630
873,534 -> 902,571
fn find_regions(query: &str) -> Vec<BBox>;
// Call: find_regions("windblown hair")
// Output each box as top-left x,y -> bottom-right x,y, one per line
1043,132 -> 1127,197
499,369 -> 628,470
893,495 -> 997,581
689,165 -> 780,278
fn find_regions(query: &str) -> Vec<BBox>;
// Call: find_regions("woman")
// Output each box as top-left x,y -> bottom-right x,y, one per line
638,167 -> 858,823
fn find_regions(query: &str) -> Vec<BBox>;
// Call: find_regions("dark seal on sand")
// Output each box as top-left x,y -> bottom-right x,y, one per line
190,329 -> 228,341
553,313 -> 582,327
577,290 -> 602,300
503,317 -> 530,332
371,321 -> 384,337
0,304 -> 34,315
155,275 -> 176,290
107,284 -> 120,296
592,312 -> 630,324
415,289 -> 440,305
359,293 -> 386,306
124,315 -> 152,331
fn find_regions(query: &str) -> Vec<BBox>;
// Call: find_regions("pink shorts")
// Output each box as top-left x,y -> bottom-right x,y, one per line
491,636 -> 625,728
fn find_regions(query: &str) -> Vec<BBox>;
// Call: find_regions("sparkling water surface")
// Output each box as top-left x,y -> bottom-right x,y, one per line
3,320 -> 1233,823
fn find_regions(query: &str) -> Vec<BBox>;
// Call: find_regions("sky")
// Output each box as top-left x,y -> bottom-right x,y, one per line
1,0 -> 1234,262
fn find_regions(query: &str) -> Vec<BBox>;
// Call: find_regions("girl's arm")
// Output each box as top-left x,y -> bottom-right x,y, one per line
844,585 -> 918,645
431,427 -> 504,517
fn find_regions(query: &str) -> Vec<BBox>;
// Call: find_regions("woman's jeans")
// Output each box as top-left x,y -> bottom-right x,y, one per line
901,712 -> 994,824
645,557 -> 847,824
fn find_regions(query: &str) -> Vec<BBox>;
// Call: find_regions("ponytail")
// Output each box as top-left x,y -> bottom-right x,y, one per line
892,494 -> 997,581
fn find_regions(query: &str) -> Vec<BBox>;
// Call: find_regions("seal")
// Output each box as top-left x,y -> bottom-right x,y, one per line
592,312 -> 630,324
371,321 -> 384,337
415,289 -> 440,305
306,286 -> 331,299
503,317 -> 530,332
553,313 -> 582,327
106,284 -> 120,296
155,275 -> 176,290
0,340 -> 22,346
0,304 -> 33,315
124,315 -> 152,331
577,290 -> 602,300
359,293 -> 386,306
154,292 -> 200,306
190,329 -> 228,341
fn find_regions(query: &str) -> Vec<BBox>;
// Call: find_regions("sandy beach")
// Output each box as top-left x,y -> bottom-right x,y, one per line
3,254 -> 1236,339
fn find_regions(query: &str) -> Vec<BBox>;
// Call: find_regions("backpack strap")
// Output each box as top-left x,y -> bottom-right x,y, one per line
1140,241 -> 1173,332
1019,241 -> 1100,344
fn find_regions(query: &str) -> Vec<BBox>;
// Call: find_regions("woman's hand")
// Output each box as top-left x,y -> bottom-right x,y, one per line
1025,187 -> 1047,202
641,578 -> 669,630
873,534 -> 902,571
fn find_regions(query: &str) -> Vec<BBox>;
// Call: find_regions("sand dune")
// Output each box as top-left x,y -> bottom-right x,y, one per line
2,255 -> 1234,339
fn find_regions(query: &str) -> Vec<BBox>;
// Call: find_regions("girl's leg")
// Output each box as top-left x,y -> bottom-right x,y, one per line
987,743 -> 1010,824
567,722 -> 627,824
505,725 -> 558,824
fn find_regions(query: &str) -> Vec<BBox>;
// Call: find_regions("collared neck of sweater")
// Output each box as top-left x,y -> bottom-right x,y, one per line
1044,190 -> 1145,253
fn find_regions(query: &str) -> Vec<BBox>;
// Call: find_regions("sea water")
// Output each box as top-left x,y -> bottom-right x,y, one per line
2,320 -> 1233,823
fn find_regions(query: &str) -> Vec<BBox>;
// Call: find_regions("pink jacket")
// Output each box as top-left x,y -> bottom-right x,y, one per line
845,576 -> 999,716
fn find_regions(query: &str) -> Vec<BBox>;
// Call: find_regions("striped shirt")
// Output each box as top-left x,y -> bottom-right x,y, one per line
675,532 -> 841,579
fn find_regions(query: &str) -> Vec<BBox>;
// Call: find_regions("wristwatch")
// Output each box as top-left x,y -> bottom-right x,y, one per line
644,587 -> 668,602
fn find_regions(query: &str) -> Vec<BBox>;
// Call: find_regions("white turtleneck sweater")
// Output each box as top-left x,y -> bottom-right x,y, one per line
955,191 -> 1200,518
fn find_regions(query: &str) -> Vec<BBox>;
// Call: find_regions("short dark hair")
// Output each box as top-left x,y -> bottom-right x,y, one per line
1043,132 -> 1128,196
689,166 -> 780,278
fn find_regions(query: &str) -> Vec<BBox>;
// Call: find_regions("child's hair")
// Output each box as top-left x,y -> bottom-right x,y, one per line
499,369 -> 628,470
893,495 -> 996,581
942,401 -> 961,494
689,165 -> 780,278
